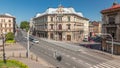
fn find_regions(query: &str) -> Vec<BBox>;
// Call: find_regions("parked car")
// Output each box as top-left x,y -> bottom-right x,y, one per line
32,39 -> 39,43
83,38 -> 88,42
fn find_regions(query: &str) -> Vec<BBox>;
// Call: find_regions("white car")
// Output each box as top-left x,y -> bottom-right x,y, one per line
32,39 -> 39,43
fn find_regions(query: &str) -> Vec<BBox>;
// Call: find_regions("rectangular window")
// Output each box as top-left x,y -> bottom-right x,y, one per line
9,24 -> 11,27
68,16 -> 70,22
51,17 -> 53,22
109,17 -> 115,24
9,20 -> 11,22
57,17 -> 62,22
4,19 -> 5,22
1,19 -> 3,22
50,24 -> 53,29
5,24 -> 7,27
67,24 -> 71,29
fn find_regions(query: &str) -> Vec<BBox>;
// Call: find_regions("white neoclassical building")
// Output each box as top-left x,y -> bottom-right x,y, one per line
0,13 -> 16,34
31,6 -> 89,42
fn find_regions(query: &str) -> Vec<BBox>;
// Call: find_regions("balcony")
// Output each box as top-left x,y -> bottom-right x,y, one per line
47,28 -> 83,32
102,24 -> 117,27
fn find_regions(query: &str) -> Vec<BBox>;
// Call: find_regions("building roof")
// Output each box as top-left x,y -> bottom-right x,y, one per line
35,6 -> 83,18
101,3 -> 120,13
0,13 -> 15,18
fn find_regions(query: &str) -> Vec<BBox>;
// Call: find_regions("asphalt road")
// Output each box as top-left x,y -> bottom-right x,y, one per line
15,29 -> 120,68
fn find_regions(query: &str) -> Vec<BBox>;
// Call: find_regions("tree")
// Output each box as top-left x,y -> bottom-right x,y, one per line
20,21 -> 29,31
6,32 -> 14,40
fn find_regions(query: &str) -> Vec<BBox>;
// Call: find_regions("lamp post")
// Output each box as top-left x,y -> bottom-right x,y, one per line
27,29 -> 30,58
1,33 -> 6,63
101,33 -> 113,56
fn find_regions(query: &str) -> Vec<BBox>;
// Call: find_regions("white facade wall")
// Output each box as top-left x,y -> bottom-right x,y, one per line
32,6 -> 89,42
0,14 -> 15,34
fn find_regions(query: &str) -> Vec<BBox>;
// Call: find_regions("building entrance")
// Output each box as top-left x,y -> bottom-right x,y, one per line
67,35 -> 71,41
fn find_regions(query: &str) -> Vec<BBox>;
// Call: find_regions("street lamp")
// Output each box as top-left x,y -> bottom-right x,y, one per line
101,33 -> 113,56
1,33 -> 6,63
27,29 -> 30,58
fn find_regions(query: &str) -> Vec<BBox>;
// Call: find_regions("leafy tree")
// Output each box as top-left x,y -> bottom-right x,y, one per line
20,21 -> 29,31
6,32 -> 14,40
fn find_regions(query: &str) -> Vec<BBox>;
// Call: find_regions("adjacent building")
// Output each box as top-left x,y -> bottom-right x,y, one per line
89,21 -> 102,37
0,13 -> 16,35
101,2 -> 120,54
101,2 -> 120,41
31,5 -> 89,42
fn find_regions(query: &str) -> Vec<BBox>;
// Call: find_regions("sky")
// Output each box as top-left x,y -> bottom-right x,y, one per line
0,0 -> 118,25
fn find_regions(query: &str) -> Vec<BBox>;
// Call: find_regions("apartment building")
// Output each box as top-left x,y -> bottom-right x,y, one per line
101,2 -> 120,54
101,2 -> 120,41
0,13 -> 16,34
89,21 -> 102,37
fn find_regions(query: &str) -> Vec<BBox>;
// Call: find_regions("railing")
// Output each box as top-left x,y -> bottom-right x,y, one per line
102,24 -> 117,27
47,29 -> 83,32
106,41 -> 120,46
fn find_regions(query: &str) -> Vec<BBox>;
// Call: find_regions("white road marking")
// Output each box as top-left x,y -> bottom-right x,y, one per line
85,63 -> 92,66
66,55 -> 70,57
65,62 -> 70,66
73,66 -> 76,68
72,57 -> 76,60
78,59 -> 83,63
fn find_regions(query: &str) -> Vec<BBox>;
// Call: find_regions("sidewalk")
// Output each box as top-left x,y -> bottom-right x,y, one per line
0,43 -> 54,68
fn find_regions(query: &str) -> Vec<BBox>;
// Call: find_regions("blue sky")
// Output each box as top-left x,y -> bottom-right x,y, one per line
0,0 -> 117,24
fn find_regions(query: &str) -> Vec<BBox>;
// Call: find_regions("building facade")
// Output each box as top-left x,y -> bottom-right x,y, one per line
31,6 -> 89,42
101,2 -> 120,41
89,21 -> 102,37
0,13 -> 16,35
101,2 -> 120,55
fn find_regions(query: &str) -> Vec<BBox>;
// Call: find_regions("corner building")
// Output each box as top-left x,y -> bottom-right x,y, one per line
32,6 -> 89,42
101,2 -> 120,41
101,2 -> 120,54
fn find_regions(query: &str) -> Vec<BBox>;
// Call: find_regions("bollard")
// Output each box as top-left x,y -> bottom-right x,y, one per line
36,56 -> 38,62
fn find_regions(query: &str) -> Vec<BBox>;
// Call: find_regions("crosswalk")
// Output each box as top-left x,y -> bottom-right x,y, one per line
90,60 -> 120,68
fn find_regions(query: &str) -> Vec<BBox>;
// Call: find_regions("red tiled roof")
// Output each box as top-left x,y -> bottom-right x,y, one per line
101,4 -> 120,13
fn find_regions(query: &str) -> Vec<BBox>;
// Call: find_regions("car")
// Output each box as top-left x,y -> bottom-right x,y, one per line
29,37 -> 34,41
83,38 -> 88,42
32,39 -> 39,43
